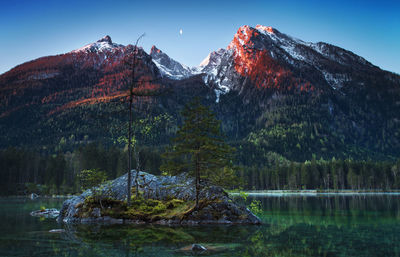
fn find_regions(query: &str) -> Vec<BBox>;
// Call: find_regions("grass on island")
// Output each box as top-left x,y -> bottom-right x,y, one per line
74,186 -> 230,222
75,195 -> 196,221
73,186 -> 245,222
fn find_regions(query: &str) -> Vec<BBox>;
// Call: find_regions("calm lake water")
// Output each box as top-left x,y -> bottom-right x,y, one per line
0,194 -> 399,257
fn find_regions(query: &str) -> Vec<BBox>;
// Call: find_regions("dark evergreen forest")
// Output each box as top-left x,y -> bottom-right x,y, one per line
1,144 -> 399,196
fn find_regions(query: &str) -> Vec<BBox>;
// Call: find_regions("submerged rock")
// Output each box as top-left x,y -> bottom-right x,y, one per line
177,243 -> 233,255
30,193 -> 39,200
192,244 -> 207,252
49,229 -> 65,233
58,171 -> 261,225
30,208 -> 60,219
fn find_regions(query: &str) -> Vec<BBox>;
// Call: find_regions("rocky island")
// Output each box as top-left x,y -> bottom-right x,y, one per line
57,171 -> 261,225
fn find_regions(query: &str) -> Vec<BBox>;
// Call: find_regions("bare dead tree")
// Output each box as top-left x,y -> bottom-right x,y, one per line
125,34 -> 165,205
127,34 -> 144,206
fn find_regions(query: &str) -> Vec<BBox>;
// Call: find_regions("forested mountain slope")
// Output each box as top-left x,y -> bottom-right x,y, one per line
1,26 -> 399,162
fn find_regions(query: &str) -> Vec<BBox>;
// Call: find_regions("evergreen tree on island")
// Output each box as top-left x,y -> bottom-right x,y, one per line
161,98 -> 238,209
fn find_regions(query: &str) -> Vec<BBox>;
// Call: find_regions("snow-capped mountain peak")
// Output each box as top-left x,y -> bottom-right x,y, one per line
63,25 -> 379,103
199,53 -> 211,67
150,45 -> 162,55
97,35 -> 112,44
198,48 -> 226,68
150,45 -> 198,80
222,25 -> 376,91
71,35 -> 124,53
255,25 -> 276,34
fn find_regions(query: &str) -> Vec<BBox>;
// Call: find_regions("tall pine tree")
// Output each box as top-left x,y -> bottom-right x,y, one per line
161,98 -> 238,208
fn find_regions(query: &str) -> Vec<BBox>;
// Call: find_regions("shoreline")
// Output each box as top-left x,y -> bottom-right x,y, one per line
229,189 -> 400,196
3,189 -> 400,198
0,195 -> 75,199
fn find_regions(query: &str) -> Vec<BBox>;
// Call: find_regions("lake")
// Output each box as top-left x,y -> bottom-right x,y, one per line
0,194 -> 399,256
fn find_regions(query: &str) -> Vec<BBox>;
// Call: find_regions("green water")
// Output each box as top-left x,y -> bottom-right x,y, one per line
0,194 -> 399,256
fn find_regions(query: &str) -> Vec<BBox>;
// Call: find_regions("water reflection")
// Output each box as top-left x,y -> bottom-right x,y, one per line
62,224 -> 260,256
0,195 -> 399,256
252,194 -> 400,228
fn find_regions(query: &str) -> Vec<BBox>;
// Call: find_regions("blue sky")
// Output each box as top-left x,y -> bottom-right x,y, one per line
1,0 -> 399,74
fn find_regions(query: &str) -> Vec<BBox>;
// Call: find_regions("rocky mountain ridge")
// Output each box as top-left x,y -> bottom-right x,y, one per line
0,26 -> 399,161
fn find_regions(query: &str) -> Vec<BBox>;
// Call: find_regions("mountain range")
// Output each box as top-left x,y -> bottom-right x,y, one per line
1,25 -> 399,162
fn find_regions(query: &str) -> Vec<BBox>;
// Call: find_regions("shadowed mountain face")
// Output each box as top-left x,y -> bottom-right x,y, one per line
1,27 -> 399,161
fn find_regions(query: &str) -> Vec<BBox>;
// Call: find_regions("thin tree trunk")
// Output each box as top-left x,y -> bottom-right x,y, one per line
134,144 -> 140,197
195,153 -> 200,209
127,35 -> 144,206
127,46 -> 137,206
127,96 -> 133,206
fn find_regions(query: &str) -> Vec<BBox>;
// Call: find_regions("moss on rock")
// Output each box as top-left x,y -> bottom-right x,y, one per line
76,195 -> 196,222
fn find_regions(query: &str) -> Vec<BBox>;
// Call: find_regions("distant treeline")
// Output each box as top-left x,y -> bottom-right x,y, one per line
0,144 -> 162,196
240,159 -> 400,190
1,144 -> 399,196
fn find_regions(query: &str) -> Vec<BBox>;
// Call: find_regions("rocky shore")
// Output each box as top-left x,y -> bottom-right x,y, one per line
57,171 -> 261,225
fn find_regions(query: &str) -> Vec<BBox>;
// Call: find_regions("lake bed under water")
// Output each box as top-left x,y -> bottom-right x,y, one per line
0,193 -> 399,256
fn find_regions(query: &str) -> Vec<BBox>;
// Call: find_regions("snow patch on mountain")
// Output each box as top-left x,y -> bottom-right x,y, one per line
197,48 -> 236,102
321,71 -> 351,90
